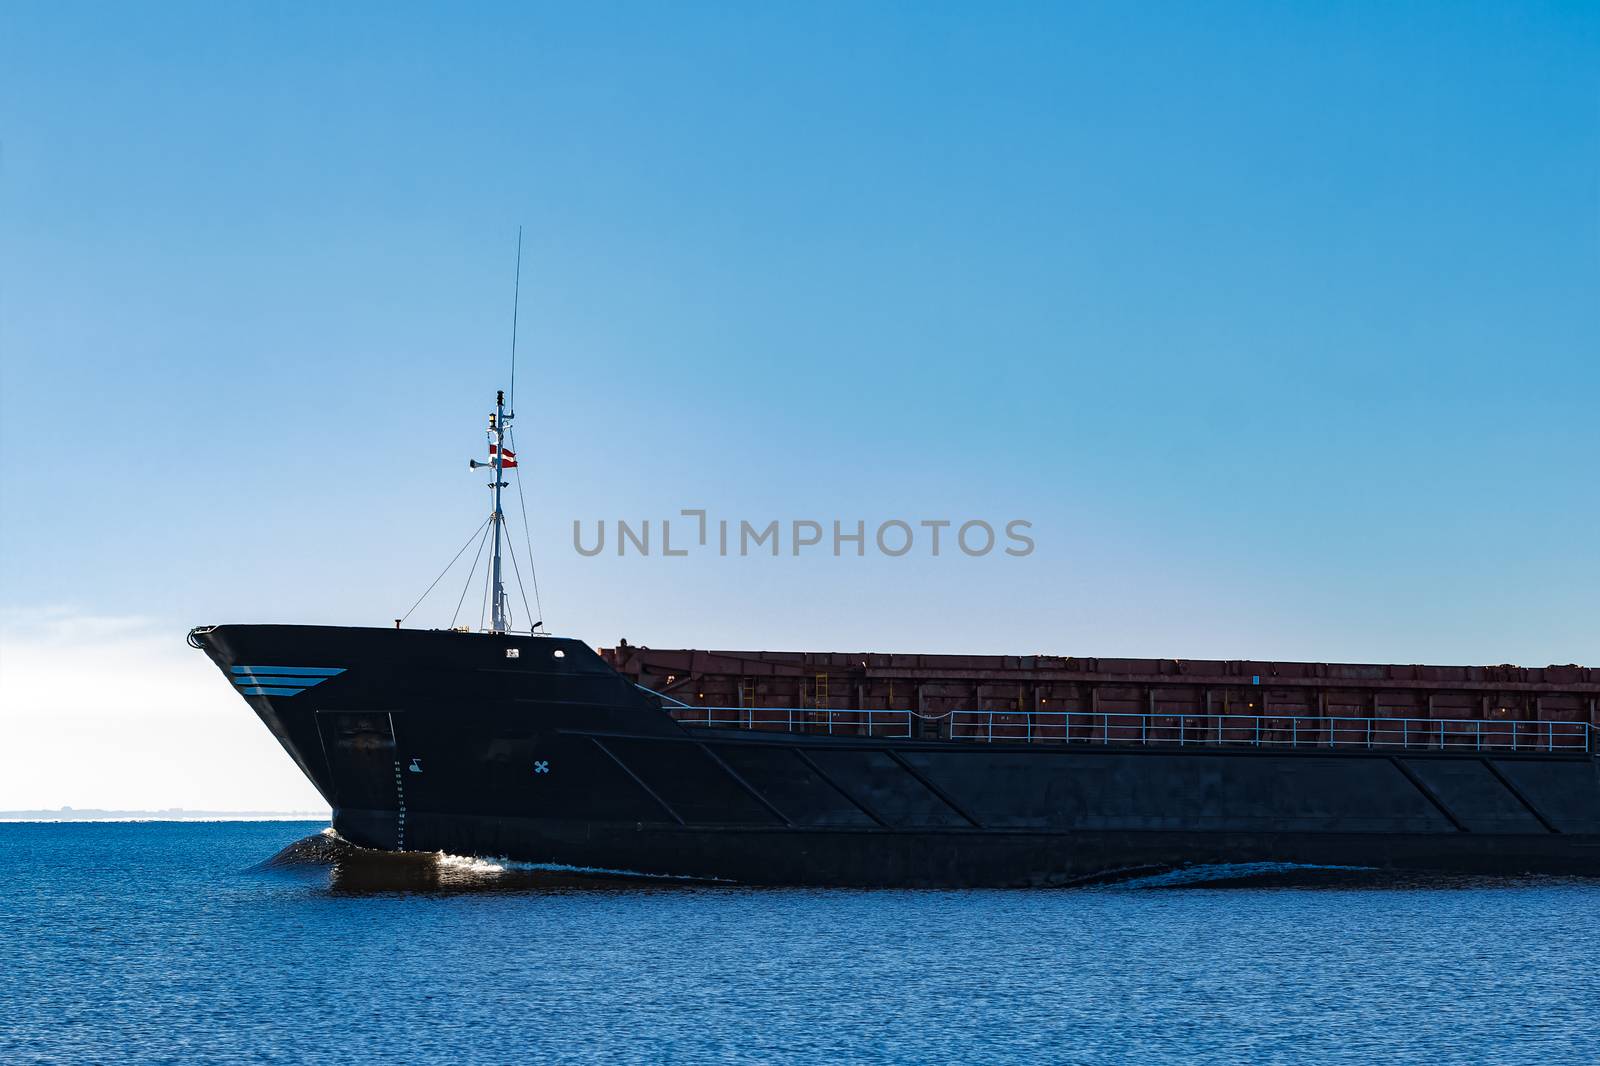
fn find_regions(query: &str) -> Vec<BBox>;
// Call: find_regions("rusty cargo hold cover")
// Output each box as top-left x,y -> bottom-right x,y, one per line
600,643 -> 1600,727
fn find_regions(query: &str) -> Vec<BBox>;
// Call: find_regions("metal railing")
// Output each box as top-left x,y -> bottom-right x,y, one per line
669,705 -> 914,738
668,703 -> 1597,754
947,711 -> 1596,754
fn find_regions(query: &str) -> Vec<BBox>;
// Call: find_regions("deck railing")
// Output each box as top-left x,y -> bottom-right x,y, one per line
667,704 -> 1597,754
669,705 -> 915,739
947,711 -> 1594,753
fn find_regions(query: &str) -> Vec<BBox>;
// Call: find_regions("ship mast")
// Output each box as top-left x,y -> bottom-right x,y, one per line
400,229 -> 542,635
491,225 -> 523,635
460,229 -> 531,635
487,390 -> 510,633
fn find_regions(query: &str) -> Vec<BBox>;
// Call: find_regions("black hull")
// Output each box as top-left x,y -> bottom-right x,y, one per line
194,624 -> 1600,887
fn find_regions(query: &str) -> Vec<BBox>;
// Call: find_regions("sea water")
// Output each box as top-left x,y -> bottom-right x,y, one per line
1,821 -> 1596,1064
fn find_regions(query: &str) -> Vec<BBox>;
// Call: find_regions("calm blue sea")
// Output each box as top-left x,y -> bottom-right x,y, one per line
1,822 -> 1596,1065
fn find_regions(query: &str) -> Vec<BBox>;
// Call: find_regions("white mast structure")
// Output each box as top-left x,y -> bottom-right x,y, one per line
467,391 -> 513,632
488,390 -> 511,634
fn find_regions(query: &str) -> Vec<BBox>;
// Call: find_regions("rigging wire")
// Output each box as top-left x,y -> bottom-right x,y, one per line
507,427 -> 545,627
451,518 -> 494,628
479,519 -> 496,631
502,511 -> 536,631
401,515 -> 492,625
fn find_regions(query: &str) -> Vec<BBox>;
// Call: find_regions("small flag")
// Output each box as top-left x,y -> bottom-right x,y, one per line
490,444 -> 517,469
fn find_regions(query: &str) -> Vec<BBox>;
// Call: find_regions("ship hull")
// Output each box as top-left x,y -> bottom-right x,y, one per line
193,624 -> 1600,887
328,810 -> 1600,886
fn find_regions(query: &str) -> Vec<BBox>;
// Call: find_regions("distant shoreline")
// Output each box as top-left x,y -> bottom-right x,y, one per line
1,809 -> 330,823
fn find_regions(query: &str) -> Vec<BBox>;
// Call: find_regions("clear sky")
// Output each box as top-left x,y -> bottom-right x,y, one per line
1,2 -> 1597,811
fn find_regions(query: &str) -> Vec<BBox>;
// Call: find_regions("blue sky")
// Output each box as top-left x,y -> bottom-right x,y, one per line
1,3 -> 1596,806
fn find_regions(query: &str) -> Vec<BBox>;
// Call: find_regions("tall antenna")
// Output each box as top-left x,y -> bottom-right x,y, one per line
504,224 -> 545,634
508,225 -> 522,413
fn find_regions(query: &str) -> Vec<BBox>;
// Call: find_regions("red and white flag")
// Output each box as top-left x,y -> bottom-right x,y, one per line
489,444 -> 517,469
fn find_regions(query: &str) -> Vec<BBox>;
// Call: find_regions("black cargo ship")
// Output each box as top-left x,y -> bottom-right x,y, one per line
190,390 -> 1600,886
